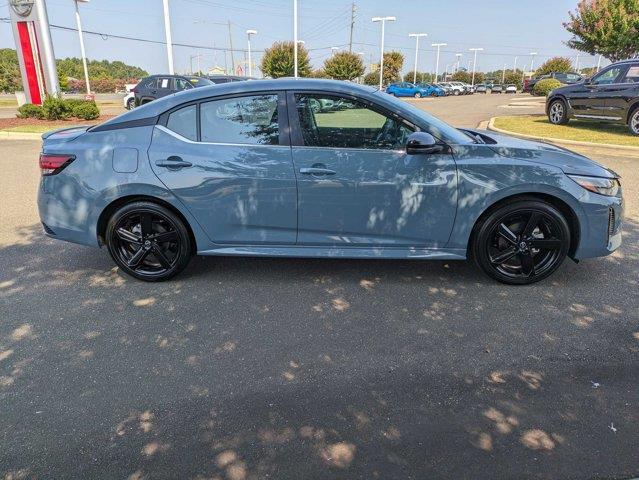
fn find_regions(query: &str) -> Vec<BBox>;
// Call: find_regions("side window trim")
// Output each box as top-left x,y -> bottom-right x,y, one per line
159,91 -> 289,146
286,90 -> 418,148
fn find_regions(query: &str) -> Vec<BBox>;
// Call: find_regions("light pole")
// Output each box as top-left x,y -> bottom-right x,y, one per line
575,53 -> 580,73
162,0 -> 174,74
513,56 -> 518,72
409,33 -> 427,84
455,53 -> 462,73
529,52 -> 538,73
246,30 -> 257,77
501,63 -> 506,84
372,16 -> 396,90
293,0 -> 299,77
73,0 -> 91,95
331,46 -> 340,55
597,54 -> 603,72
431,43 -> 446,82
469,47 -> 483,86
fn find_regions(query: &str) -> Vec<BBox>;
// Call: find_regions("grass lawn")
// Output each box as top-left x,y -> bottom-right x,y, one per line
0,99 -> 17,107
1,124 -> 70,133
493,115 -> 639,147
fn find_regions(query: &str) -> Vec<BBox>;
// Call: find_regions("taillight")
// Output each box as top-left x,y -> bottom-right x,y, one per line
39,153 -> 75,175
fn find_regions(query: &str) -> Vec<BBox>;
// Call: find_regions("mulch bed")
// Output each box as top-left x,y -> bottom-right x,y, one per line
0,114 -> 116,129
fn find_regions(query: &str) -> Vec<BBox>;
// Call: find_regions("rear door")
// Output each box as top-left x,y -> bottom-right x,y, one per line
148,92 -> 297,245
156,77 -> 175,99
288,91 -> 457,247
600,63 -> 637,120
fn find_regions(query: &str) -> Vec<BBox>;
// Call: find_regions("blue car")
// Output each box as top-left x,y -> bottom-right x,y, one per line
417,83 -> 446,97
386,82 -> 432,98
38,79 -> 623,284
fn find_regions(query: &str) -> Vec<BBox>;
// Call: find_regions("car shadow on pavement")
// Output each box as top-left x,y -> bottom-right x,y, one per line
1,220 -> 638,479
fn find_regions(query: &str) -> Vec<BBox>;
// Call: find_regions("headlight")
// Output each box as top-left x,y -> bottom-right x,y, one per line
568,174 -> 621,196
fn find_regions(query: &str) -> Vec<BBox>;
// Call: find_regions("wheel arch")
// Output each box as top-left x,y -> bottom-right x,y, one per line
546,94 -> 568,115
467,192 -> 581,259
97,194 -> 197,252
626,100 -> 639,124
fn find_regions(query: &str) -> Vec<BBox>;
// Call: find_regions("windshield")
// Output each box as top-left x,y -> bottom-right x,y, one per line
186,76 -> 214,87
375,91 -> 473,144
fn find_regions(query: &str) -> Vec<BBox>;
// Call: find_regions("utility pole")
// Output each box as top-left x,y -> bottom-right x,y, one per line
349,2 -> 356,53
409,33 -> 427,83
431,42 -> 446,82
162,0 -> 174,74
469,47 -> 483,86
372,16 -> 396,90
228,20 -> 235,74
73,0 -> 91,95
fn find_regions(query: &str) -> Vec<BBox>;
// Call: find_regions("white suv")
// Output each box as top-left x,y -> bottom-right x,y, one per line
446,82 -> 466,95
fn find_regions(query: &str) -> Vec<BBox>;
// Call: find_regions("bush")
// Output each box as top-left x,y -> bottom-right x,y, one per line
323,52 -> 364,81
17,103 -> 43,119
533,78 -> 563,97
71,101 -> 99,120
41,96 -> 73,120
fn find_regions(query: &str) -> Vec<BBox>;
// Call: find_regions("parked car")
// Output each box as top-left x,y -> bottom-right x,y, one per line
133,75 -> 214,106
460,83 -> 475,94
123,91 -> 135,110
505,84 -> 517,94
475,84 -> 488,94
491,84 -> 503,94
442,82 -> 465,95
435,83 -> 453,95
526,72 -> 583,93
207,75 -> 252,84
38,78 -> 623,285
546,58 -> 639,135
386,82 -> 431,98
416,83 -> 446,97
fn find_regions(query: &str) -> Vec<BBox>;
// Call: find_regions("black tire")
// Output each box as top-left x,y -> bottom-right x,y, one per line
414,92 -> 422,98
548,98 -> 569,125
126,98 -> 135,110
106,201 -> 192,282
471,200 -> 571,285
629,107 -> 639,136
454,90 -> 460,96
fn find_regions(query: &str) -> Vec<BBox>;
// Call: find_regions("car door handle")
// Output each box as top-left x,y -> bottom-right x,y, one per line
155,156 -> 192,170
299,167 -> 336,176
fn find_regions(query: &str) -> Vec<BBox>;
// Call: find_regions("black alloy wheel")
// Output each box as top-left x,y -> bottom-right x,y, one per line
106,202 -> 191,281
473,200 -> 571,285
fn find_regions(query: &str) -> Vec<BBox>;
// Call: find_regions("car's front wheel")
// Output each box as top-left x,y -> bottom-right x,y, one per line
106,202 -> 192,281
414,92 -> 422,98
472,200 -> 571,285
126,98 -> 135,110
548,99 -> 569,125
629,108 -> 639,136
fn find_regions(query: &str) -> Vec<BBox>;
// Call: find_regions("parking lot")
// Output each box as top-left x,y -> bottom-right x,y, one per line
1,93 -> 638,479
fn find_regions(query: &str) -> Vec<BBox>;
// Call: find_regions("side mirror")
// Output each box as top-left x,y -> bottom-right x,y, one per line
406,132 -> 444,155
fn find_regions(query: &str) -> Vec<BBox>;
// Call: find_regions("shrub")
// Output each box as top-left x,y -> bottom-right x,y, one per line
41,96 -> 73,120
72,101 -> 100,120
17,103 -> 43,119
323,52 -> 364,81
533,78 -> 563,97
260,41 -> 311,78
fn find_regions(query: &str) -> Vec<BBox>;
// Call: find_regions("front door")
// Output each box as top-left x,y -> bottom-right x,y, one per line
148,93 -> 297,245
288,92 -> 458,247
155,77 -> 175,99
569,64 -> 626,118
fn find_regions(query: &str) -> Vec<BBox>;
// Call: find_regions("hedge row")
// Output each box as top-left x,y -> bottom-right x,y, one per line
17,97 -> 100,120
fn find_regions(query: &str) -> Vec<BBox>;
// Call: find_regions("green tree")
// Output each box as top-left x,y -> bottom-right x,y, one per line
260,41 -> 311,78
323,52 -> 364,80
381,51 -> 404,85
0,48 -> 21,93
535,56 -> 573,76
363,71 -> 379,86
450,71 -> 472,83
403,71 -> 430,83
564,0 -> 639,62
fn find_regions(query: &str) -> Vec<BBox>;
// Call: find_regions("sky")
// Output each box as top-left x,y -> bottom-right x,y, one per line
0,0 -> 605,77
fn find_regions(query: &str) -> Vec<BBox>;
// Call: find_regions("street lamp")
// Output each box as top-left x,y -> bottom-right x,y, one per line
293,0 -> 299,77
513,55 -> 518,72
469,47 -> 483,86
372,16 -> 396,90
73,0 -> 91,95
408,33 -> 427,84
529,52 -> 538,73
162,0 -> 174,74
455,53 -> 462,73
246,29 -> 257,77
431,43 -> 446,82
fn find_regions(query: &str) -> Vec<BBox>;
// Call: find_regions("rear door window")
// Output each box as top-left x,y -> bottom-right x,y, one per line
622,65 -> 639,84
200,94 -> 280,145
166,104 -> 197,141
158,77 -> 173,90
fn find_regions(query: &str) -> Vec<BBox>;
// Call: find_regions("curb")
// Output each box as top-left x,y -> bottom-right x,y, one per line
0,131 -> 43,140
487,117 -> 639,154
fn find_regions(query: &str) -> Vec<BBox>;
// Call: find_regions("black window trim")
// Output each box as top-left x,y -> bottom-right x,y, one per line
285,89 -> 421,149
158,91 -> 289,146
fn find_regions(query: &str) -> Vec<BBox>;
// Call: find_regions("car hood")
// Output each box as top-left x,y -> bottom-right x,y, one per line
465,129 -> 618,178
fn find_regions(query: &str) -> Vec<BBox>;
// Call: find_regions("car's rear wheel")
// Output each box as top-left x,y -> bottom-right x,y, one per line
106,202 -> 192,282
453,90 -> 460,95
472,200 -> 571,285
414,92 -> 422,98
629,108 -> 639,136
548,99 -> 569,125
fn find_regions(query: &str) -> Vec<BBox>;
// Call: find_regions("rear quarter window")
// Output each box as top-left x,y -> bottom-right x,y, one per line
166,105 -> 197,141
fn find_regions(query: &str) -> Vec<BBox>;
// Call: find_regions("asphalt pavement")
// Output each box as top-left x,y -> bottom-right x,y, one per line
1,94 -> 638,480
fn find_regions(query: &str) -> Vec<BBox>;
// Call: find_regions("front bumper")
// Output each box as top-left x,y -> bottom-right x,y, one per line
573,193 -> 624,260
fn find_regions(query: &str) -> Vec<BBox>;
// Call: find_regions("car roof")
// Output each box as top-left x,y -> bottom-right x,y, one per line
98,78 -> 379,126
